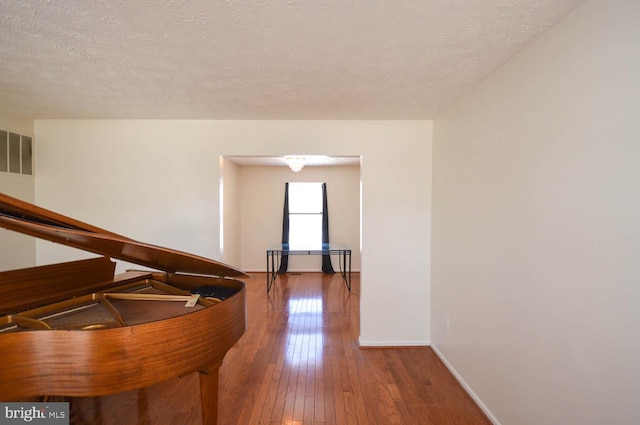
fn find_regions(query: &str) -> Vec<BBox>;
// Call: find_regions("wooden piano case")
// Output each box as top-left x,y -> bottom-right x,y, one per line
0,193 -> 247,425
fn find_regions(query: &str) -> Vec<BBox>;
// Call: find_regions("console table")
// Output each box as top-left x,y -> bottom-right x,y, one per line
266,243 -> 352,292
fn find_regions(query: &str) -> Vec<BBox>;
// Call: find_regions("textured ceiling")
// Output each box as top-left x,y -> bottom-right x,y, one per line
0,0 -> 584,120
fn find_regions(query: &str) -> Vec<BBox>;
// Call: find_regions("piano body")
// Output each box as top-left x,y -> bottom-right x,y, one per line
0,192 -> 247,425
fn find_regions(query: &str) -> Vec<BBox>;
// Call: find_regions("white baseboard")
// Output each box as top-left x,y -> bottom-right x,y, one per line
430,344 -> 501,425
358,338 -> 430,347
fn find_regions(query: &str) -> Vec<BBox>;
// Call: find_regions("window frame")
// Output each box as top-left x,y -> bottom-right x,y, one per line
287,182 -> 324,249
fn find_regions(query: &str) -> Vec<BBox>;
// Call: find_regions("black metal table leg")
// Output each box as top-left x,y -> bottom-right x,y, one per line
347,250 -> 351,291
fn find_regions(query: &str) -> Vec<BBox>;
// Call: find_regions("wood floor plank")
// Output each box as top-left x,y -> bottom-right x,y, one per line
72,272 -> 491,425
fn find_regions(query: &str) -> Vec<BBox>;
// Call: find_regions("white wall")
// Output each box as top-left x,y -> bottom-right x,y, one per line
221,157 -> 241,266
238,164 -> 361,272
34,120 -> 432,345
432,0 -> 640,424
0,114 -> 35,271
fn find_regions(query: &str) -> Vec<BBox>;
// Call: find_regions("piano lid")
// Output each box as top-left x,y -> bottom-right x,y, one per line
0,193 -> 248,278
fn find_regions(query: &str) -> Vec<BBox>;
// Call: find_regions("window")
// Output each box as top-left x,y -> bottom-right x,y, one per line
288,182 -> 323,249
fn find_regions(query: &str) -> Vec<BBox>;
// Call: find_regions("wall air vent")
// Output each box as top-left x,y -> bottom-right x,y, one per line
0,130 -> 33,176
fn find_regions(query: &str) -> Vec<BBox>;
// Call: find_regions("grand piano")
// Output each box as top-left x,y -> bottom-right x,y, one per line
0,192 -> 247,425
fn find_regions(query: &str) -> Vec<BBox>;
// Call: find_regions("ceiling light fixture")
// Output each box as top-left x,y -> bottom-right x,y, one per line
285,156 -> 305,172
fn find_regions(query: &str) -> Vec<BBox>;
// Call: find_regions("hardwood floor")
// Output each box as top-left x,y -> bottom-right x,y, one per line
73,272 -> 491,425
